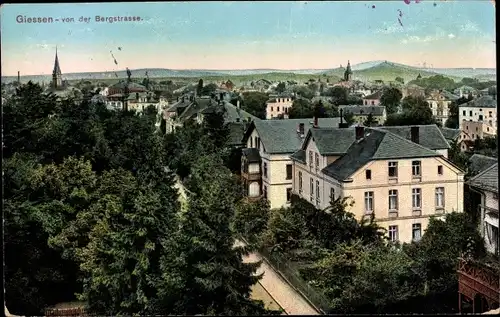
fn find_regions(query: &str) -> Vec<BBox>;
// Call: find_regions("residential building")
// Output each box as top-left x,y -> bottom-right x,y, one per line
377,124 -> 451,158
290,125 -> 465,243
402,84 -> 426,99
426,90 -> 460,125
439,127 -> 461,145
467,163 -> 498,255
468,154 -> 497,176
461,120 -> 496,143
338,105 -> 387,126
266,94 -> 294,119
163,95 -> 196,133
362,90 -> 383,106
107,80 -> 147,95
240,117 -> 342,209
454,85 -> 479,99
459,95 -> 497,130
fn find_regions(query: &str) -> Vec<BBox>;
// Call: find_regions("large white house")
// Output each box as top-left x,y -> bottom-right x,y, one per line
459,95 -> 497,130
467,163 -> 499,255
240,117 -> 342,209
426,90 -> 460,126
265,94 -> 294,119
290,125 -> 464,243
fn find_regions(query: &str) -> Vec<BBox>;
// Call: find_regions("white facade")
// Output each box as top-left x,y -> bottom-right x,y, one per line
426,94 -> 452,126
266,97 -> 294,119
480,191 -> 499,254
459,105 -> 497,130
245,128 -> 295,209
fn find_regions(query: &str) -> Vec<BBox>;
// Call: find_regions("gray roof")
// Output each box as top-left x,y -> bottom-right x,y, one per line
441,90 -> 460,101
166,99 -> 193,113
309,128 -> 356,155
363,90 -> 383,100
467,163 -> 498,193
223,101 -> 259,123
459,95 -> 497,109
242,148 -> 261,163
227,122 -> 247,146
469,154 -> 498,176
178,97 -> 216,120
376,124 -> 450,150
439,127 -> 461,141
340,105 -> 385,116
322,128 -> 442,181
244,118 -> 342,154
109,81 -> 147,91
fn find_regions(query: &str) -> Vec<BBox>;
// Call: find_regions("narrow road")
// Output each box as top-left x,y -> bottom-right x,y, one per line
234,239 -> 319,315
172,175 -> 318,315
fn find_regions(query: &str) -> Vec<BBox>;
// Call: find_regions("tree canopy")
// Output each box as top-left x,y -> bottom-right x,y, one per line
380,87 -> 402,115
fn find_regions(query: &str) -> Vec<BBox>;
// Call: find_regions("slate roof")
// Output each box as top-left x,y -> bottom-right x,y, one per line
166,99 -> 193,113
460,95 -> 497,108
467,163 -> 498,193
109,81 -> 147,91
242,148 -> 261,163
227,122 -> 247,146
339,105 -> 385,116
363,90 -> 383,100
322,128 -> 441,181
223,101 -> 259,123
376,124 -> 450,150
439,127 -> 461,142
441,90 -> 460,101
243,118 -> 342,154
309,128 -> 356,155
469,154 -> 498,176
178,97 -> 216,120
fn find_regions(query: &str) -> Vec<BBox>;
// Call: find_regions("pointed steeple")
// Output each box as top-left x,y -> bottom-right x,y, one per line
344,60 -> 353,81
52,46 -> 63,89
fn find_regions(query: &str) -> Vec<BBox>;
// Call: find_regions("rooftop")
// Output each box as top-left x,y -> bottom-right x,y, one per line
459,95 -> 497,108
243,118 -> 342,154
468,154 -> 498,176
363,90 -> 383,100
339,105 -> 385,116
375,124 -> 450,150
321,128 -> 442,181
439,127 -> 461,141
467,163 -> 498,193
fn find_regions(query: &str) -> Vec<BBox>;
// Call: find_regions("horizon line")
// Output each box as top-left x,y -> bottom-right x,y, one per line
2,65 -> 497,78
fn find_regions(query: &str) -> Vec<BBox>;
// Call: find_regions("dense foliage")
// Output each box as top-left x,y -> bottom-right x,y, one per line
3,81 -> 275,316
385,96 -> 437,126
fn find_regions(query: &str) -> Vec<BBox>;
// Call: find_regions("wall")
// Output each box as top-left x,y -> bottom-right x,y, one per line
459,105 -> 497,129
266,97 -> 294,119
481,190 -> 499,254
460,120 -> 497,141
363,99 -> 381,106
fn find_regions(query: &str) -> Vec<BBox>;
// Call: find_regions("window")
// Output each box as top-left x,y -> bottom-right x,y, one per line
388,161 -> 398,178
286,188 -> 292,202
298,171 -> 303,193
371,100 -> 374,105
435,187 -> 445,209
389,226 -> 398,242
472,133 -> 475,139
364,191 -> 374,213
309,151 -> 313,167
412,161 -> 421,177
412,188 -> 421,209
438,165 -> 443,175
310,178 -> 314,199
479,115 -> 483,121
254,136 -> 258,148
412,223 -> 422,242
463,110 -> 466,116
263,162 -> 268,178
257,137 -> 261,150
469,111 -> 473,116
388,190 -> 398,210
249,137 -> 253,148
271,106 -> 274,111
366,169 -> 372,180
489,111 -> 493,118
286,164 -> 292,180
330,188 -> 335,202
277,106 -> 280,112
315,153 -> 320,170
316,180 -> 320,202
476,127 -> 479,132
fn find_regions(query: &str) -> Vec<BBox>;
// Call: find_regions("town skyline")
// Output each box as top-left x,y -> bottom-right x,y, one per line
1,1 -> 496,76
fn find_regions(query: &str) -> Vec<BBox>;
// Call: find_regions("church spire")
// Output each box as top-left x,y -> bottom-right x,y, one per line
52,46 -> 63,89
344,60 -> 353,81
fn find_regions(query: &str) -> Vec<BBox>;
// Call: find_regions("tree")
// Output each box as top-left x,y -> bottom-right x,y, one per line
201,83 -> 218,96
197,79 -> 204,96
448,139 -> 469,171
324,86 -> 348,105
288,98 -> 313,119
363,113 -> 375,127
385,96 -> 435,126
241,92 -> 268,119
343,110 -> 355,126
276,82 -> 286,94
233,199 -> 271,244
380,87 -> 403,115
293,85 -> 315,99
159,154 -> 277,315
395,77 -> 405,84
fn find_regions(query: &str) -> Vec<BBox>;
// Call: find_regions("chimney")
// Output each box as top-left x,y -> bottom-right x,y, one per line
355,126 -> 364,140
411,126 -> 420,144
338,108 -> 349,128
313,116 -> 318,128
298,123 -> 305,136
17,71 -> 20,84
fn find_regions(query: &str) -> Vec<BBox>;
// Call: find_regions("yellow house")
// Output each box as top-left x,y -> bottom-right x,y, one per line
290,125 -> 465,243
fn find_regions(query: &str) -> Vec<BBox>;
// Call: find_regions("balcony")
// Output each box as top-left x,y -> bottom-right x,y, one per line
241,171 -> 262,181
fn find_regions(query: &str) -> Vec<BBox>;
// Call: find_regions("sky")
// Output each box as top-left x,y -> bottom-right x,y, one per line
0,1 -> 496,76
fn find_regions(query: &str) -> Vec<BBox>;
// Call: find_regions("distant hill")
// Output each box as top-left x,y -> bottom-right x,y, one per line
1,61 -> 495,84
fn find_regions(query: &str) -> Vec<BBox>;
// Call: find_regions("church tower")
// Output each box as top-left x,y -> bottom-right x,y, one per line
344,60 -> 353,82
52,46 -> 63,89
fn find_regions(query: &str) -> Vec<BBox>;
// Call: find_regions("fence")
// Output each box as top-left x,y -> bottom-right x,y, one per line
257,246 -> 332,314
45,307 -> 88,317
